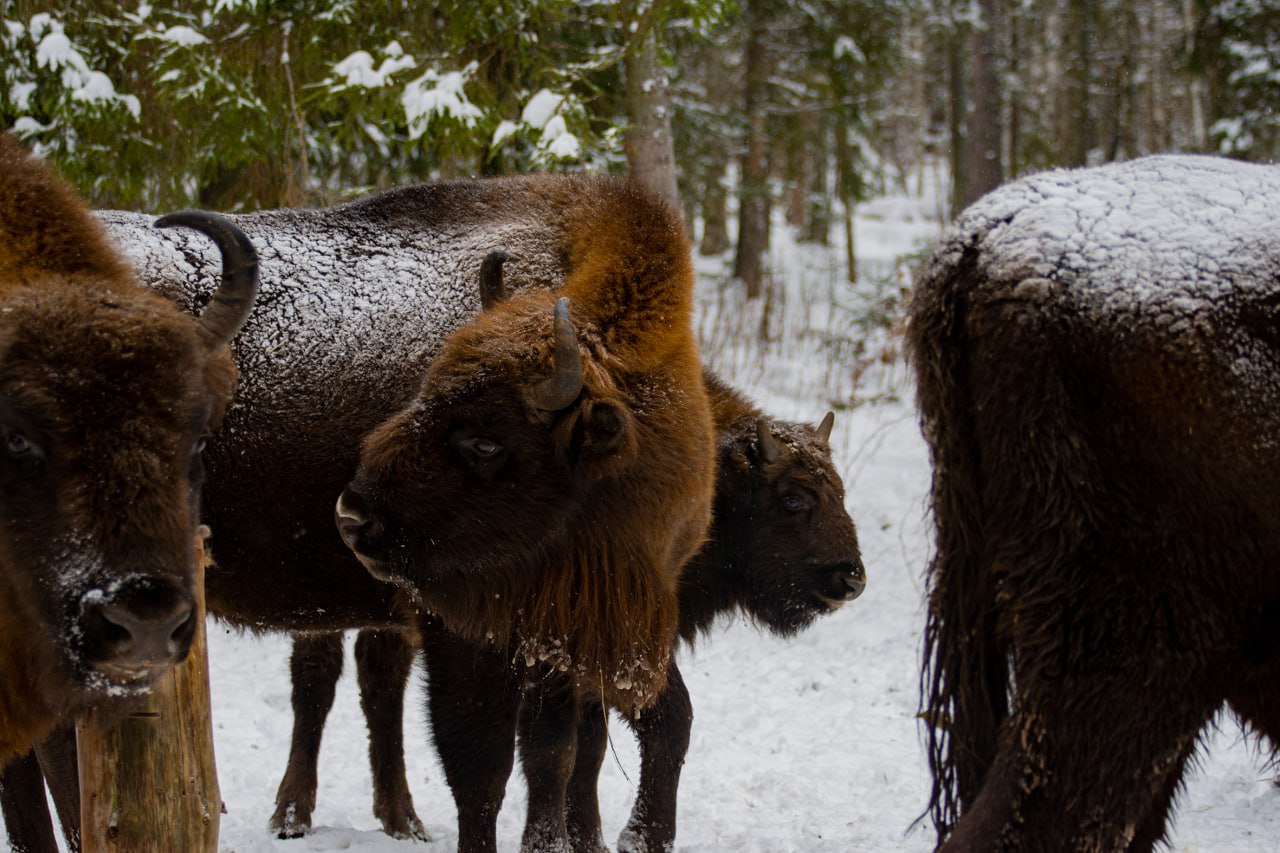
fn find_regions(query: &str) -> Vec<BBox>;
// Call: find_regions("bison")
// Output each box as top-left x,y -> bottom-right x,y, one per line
334,176 -> 715,851
557,368 -> 866,852
277,354 -> 867,851
0,133 -> 258,769
910,154 -> 1280,851
40,174 -> 706,853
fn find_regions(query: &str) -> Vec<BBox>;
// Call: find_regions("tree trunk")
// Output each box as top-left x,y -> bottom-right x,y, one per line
946,4 -> 969,215
699,154 -> 731,256
834,116 -> 857,284
623,25 -> 681,211
1059,0 -> 1094,166
734,0 -> 771,300
965,0 -> 1004,204
77,532 -> 221,853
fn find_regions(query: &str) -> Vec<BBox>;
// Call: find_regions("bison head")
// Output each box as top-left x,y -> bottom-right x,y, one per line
0,194 -> 258,713
335,292 -> 635,589
708,410 -> 865,636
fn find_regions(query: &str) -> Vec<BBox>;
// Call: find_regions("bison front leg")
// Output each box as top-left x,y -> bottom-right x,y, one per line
271,631 -> 344,837
1,748 -> 60,853
565,703 -> 609,853
617,662 -> 692,853
421,617 -> 519,853
354,628 -> 427,840
518,672 -> 580,852
34,722 -> 80,851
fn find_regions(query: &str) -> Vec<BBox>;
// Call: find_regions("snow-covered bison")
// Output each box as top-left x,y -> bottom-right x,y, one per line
92,174 -> 714,850
0,134 -> 258,768
910,155 -> 1280,851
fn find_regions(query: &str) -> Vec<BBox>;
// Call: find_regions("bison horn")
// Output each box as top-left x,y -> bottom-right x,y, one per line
816,411 -> 835,442
756,418 -> 783,463
154,210 -> 260,349
528,297 -> 584,411
478,249 -> 510,310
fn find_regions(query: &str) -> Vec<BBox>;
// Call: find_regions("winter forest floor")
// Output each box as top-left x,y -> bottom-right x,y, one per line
19,171 -> 1280,851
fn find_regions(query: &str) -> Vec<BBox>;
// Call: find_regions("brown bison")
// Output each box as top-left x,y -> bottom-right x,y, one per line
279,351 -> 867,851
557,368 -> 866,853
38,174 -> 708,852
335,177 -> 716,851
0,133 -> 258,769
910,155 -> 1280,851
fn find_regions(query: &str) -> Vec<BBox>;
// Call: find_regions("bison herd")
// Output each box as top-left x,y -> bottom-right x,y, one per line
1,131 -> 1279,852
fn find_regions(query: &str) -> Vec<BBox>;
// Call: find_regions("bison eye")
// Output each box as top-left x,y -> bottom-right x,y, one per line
6,432 -> 33,458
193,436 -> 208,455
782,493 -> 809,513
465,437 -> 501,457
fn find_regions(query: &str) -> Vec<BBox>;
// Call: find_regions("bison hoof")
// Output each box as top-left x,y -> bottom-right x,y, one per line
382,814 -> 429,842
269,802 -> 312,839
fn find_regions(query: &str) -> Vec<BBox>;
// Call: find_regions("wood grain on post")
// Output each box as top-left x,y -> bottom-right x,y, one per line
76,529 -> 221,852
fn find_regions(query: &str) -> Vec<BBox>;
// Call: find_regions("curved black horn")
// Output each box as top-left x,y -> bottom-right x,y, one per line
756,418 -> 783,463
478,249 -> 510,310
528,297 -> 584,411
816,411 -> 835,442
155,210 -> 260,349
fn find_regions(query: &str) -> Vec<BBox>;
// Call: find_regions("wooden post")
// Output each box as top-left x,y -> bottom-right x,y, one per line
76,530 -> 222,852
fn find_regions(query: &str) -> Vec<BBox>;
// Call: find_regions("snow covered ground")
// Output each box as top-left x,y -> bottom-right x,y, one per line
19,173 -> 1280,851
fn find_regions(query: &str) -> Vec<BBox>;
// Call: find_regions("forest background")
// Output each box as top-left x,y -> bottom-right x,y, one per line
5,0 -> 1275,305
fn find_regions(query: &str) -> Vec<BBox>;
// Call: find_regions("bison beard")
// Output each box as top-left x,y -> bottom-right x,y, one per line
0,132 -> 257,773
910,155 -> 1280,851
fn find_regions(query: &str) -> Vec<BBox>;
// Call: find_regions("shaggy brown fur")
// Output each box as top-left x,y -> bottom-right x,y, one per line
0,134 -> 256,767
911,159 -> 1280,851
340,175 -> 714,715
266,363 -> 865,848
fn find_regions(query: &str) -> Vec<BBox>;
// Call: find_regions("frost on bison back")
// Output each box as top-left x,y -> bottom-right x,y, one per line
911,154 -> 1280,852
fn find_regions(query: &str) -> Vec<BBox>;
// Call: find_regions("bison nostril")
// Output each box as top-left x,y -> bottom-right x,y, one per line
842,572 -> 866,600
335,490 -> 372,548
335,489 -> 390,561
94,597 -> 194,666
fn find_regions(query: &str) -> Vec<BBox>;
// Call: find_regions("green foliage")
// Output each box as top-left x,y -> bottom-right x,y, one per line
1204,0 -> 1280,159
2,0 -> 699,209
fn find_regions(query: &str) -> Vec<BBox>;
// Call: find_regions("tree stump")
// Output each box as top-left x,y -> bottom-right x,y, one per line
76,529 -> 221,852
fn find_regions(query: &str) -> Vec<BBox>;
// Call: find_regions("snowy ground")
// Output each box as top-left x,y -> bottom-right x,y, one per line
19,175 -> 1280,851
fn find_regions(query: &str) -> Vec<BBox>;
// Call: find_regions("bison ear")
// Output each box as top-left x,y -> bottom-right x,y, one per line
478,249 -> 510,310
557,397 -> 636,481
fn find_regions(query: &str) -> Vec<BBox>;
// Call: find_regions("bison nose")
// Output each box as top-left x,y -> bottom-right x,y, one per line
831,562 -> 866,601
82,585 -> 195,676
335,488 -> 389,562
842,567 -> 866,600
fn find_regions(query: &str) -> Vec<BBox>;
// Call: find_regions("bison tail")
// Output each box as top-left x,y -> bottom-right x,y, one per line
907,245 -> 1011,843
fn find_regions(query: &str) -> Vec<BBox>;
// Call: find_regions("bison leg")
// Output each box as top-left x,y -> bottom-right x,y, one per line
617,662 -> 692,853
421,617 -> 519,853
354,628 -> 427,840
1124,735 -> 1199,853
518,671 -> 580,852
565,703 -> 609,853
270,631 -> 344,838
941,668 -> 1215,852
34,722 -> 80,851
0,749 -> 59,853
